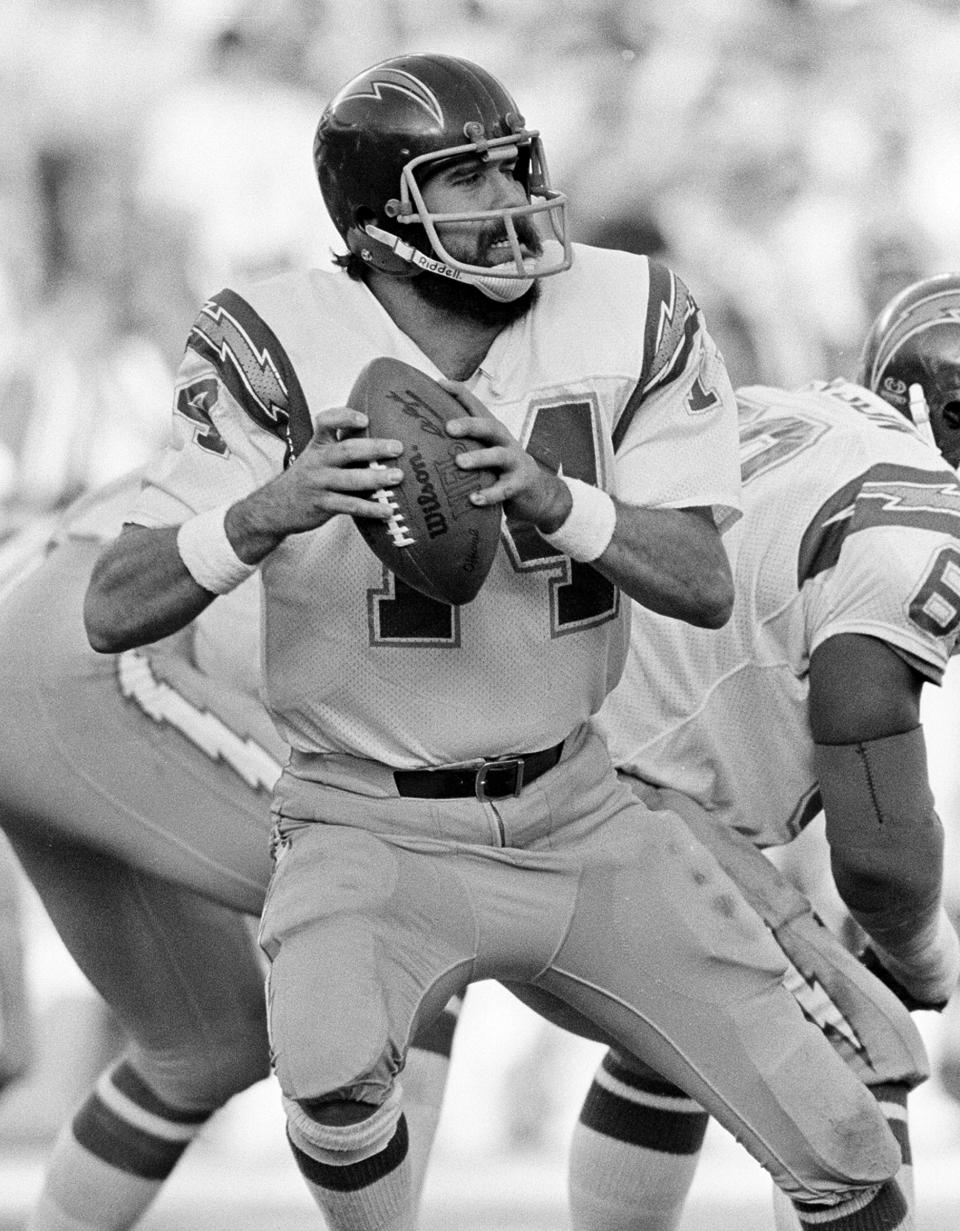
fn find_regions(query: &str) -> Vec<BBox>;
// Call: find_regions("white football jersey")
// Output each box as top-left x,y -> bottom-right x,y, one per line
130,245 -> 741,766
598,378 -> 960,846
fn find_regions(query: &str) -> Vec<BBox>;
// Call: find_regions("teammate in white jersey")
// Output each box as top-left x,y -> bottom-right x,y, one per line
84,54 -> 912,1231
570,274 -> 960,1231
0,474 -> 456,1231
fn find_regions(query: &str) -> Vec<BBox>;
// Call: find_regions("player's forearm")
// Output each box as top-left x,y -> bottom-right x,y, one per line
830,814 -> 960,1008
817,728 -> 944,936
533,474 -> 734,627
816,727 -> 960,1002
830,837 -> 944,952
223,479 -> 302,563
450,401 -> 735,627
859,907 -> 960,1008
596,502 -> 734,628
84,524 -> 216,653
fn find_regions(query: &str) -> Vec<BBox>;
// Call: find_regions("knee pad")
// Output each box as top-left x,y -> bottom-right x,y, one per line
285,1083 -> 403,1167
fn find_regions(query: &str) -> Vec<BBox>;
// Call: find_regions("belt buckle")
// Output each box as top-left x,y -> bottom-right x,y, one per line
475,756 -> 524,801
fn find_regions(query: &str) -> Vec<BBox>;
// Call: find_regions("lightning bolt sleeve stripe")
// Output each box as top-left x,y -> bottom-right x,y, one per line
798,463 -> 960,585
187,288 -> 314,458
612,260 -> 700,453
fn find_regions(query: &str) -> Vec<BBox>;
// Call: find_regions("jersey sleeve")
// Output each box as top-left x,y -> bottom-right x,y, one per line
611,261 -> 741,530
801,461 -> 960,683
129,288 -> 311,529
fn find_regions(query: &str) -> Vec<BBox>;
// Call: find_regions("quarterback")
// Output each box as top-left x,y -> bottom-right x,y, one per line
85,53 -> 911,1231
0,474 -> 456,1231
573,275 -> 960,1231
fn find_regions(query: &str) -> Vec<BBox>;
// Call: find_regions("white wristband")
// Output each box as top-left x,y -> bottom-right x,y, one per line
177,506 -> 257,595
540,477 -> 616,563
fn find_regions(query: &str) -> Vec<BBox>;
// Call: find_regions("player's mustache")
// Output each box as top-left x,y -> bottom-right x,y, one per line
478,219 -> 543,260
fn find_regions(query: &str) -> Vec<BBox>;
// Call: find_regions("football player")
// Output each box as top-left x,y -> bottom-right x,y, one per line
84,53 -> 912,1231
571,273 -> 960,1231
0,473 -> 457,1231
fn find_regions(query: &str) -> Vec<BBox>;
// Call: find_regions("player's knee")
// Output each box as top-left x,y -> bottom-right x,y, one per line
285,1086 -> 402,1165
777,1108 -> 901,1206
206,1032 -> 272,1104
834,1108 -> 902,1185
131,1024 -> 270,1113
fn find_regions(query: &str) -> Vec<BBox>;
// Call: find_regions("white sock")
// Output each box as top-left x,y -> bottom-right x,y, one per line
568,1050 -> 709,1231
290,1112 -> 414,1231
26,1059 -> 210,1231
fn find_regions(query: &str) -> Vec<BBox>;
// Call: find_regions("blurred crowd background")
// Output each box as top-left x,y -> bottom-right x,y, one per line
4,0 -> 960,513
3,0 -> 960,1217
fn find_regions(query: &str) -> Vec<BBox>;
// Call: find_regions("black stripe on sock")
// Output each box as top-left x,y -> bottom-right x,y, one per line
72,1093 -> 191,1180
870,1082 -> 911,1166
290,1114 -> 409,1192
110,1061 -> 210,1125
578,1080 -> 708,1154
868,1082 -> 907,1110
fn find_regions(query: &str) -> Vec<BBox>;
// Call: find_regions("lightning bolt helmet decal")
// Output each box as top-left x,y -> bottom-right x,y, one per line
342,67 -> 445,127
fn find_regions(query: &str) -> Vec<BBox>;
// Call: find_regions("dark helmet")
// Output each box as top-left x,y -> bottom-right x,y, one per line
858,273 -> 960,467
313,53 -> 571,300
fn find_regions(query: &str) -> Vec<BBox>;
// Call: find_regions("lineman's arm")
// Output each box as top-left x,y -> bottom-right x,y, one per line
84,408 -> 403,653
809,632 -> 960,1008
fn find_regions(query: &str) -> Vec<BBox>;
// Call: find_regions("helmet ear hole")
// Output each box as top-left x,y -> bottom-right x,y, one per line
942,401 -> 960,430
345,210 -> 374,259
353,207 -> 376,233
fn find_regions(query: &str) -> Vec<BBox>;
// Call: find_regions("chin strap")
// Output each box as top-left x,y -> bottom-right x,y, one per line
908,383 -> 938,450
359,223 -> 541,302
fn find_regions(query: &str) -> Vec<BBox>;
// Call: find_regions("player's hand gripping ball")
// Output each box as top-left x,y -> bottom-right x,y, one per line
348,357 -> 501,605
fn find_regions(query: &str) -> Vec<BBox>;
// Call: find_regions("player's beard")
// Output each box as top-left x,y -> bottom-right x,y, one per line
407,219 -> 543,326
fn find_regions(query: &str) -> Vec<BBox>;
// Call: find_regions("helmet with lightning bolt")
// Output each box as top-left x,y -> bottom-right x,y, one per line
858,273 -> 960,468
313,53 -> 572,302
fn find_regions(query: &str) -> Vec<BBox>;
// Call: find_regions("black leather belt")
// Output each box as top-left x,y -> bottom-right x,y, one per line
393,741 -> 564,801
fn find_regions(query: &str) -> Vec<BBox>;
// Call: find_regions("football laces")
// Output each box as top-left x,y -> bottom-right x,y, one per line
370,461 -> 415,547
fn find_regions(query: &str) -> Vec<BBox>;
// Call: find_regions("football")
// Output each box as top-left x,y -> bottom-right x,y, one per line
347,357 -> 502,605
